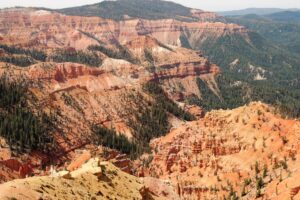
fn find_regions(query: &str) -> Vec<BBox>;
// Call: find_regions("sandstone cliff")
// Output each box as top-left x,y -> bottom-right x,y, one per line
0,9 -> 247,50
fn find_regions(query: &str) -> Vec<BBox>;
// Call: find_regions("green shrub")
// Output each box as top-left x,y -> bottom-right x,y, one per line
92,125 -> 140,159
143,82 -> 195,121
88,44 -> 138,64
50,49 -> 102,67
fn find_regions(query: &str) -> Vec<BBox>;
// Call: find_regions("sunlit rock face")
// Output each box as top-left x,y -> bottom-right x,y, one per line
136,102 -> 300,199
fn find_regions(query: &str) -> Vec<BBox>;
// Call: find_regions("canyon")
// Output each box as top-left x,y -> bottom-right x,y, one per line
0,3 -> 299,200
0,9 -> 221,186
0,8 -> 247,50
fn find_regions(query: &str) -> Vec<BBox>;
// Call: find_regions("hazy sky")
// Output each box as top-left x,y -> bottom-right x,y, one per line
0,0 -> 300,11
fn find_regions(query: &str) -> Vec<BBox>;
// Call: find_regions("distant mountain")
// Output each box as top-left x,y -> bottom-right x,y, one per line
218,8 -> 300,16
57,0 -> 196,21
227,12 -> 300,54
267,11 -> 300,22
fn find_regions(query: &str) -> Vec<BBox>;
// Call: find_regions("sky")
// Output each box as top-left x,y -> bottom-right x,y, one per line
0,0 -> 300,11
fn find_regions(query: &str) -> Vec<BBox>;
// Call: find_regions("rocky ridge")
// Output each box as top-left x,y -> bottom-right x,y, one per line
136,102 -> 300,199
0,9 -> 247,50
0,157 -> 180,200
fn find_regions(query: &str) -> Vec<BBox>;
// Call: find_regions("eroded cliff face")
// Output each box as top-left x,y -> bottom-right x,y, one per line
0,7 -> 299,200
136,102 -> 300,199
5,9 -> 300,200
0,8 -> 247,50
190,9 -> 222,22
0,30 -> 219,182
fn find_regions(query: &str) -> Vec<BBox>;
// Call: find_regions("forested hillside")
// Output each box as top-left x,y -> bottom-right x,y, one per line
58,0 -> 198,21
267,11 -> 300,22
227,13 -> 300,54
192,11 -> 300,117
0,45 -> 103,67
0,75 -> 56,154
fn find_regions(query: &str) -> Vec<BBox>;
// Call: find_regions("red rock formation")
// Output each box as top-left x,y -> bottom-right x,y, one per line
19,164 -> 33,178
0,159 -> 33,179
190,9 -> 221,22
291,186 -> 300,197
136,102 -> 300,199
0,159 -> 22,172
0,9 -> 247,49
0,33 -> 219,159
0,11 -> 223,170
102,149 -> 133,174
67,151 -> 91,171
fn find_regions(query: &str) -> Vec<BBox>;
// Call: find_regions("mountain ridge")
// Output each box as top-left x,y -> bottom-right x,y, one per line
56,0 -> 220,22
218,7 -> 300,16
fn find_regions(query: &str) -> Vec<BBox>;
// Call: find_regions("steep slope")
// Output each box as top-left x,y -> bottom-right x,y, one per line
215,13 -> 300,118
57,1 -> 300,118
228,13 -> 300,55
0,13 -> 220,181
0,8 -> 243,49
0,4 -> 300,191
41,0 -> 300,88
136,102 -> 300,199
0,59 -> 215,149
1,6 -> 296,116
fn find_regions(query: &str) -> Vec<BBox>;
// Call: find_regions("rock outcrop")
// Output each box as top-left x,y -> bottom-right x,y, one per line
0,158 -> 180,200
136,102 -> 300,199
